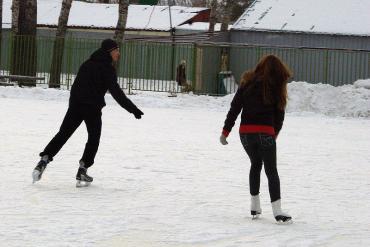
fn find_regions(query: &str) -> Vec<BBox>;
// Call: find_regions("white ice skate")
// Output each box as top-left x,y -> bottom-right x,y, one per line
272,199 -> 292,224
251,195 -> 262,219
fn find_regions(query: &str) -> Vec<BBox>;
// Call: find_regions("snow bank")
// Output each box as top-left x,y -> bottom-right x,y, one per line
353,79 -> 370,89
287,81 -> 370,118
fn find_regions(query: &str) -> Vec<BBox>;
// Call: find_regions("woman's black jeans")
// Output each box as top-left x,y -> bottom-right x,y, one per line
240,133 -> 281,202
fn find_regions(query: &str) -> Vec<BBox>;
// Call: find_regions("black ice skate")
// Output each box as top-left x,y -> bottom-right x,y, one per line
76,167 -> 93,187
275,214 -> 292,224
32,159 -> 48,183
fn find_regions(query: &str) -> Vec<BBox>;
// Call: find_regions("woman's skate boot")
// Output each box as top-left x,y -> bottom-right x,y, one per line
271,199 -> 292,224
32,155 -> 50,183
76,165 -> 93,187
251,195 -> 262,219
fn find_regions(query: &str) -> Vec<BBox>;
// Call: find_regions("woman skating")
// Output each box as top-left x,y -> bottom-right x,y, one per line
220,54 -> 292,223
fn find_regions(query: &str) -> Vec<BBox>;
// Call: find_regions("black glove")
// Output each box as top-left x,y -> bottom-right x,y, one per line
133,108 -> 144,119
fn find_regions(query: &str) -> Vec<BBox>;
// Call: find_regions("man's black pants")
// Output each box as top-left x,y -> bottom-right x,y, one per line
240,133 -> 281,202
40,105 -> 102,168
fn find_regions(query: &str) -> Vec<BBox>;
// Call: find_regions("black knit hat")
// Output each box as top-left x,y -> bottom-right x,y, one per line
101,39 -> 118,52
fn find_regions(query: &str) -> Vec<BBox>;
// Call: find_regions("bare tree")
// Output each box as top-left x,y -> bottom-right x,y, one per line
19,0 -> 37,35
192,0 -> 206,7
230,0 -> 251,22
0,0 -> 3,67
49,0 -> 73,88
220,0 -> 231,31
11,0 -> 20,35
113,0 -> 129,72
11,0 -> 37,86
208,0 -> 217,32
114,0 -> 129,43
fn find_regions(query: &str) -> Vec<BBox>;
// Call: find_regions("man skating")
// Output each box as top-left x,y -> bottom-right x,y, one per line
33,39 -> 144,187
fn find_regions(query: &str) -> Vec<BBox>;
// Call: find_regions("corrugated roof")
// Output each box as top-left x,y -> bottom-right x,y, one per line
232,0 -> 370,36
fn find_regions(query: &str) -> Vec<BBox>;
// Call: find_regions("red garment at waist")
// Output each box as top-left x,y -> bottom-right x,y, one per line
239,124 -> 275,136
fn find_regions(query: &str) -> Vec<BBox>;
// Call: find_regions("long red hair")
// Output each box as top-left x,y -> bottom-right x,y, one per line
241,54 -> 292,110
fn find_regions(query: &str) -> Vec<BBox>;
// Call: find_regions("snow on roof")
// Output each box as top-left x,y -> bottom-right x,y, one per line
2,0 -> 207,31
232,0 -> 370,36
177,22 -> 228,31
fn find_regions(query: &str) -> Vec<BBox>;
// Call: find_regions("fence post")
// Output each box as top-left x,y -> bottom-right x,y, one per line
324,49 -> 329,83
194,43 -> 204,93
191,42 -> 197,92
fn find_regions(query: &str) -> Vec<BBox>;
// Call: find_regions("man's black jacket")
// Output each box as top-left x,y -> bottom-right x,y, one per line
69,48 -> 139,114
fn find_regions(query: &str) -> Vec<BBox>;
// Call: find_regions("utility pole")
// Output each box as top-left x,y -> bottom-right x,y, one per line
168,0 -> 177,97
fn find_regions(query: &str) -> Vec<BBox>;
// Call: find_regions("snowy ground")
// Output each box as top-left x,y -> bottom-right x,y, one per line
0,81 -> 370,246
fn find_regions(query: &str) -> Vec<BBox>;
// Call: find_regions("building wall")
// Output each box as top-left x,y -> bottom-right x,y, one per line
226,30 -> 370,87
226,43 -> 370,87
231,30 -> 370,50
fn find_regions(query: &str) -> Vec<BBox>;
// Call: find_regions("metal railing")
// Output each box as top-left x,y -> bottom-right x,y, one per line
1,34 -> 369,95
0,34 -> 195,93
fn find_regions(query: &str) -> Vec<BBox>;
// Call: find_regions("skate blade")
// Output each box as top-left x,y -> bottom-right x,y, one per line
76,180 -> 91,188
251,210 -> 261,220
252,214 -> 261,220
32,170 -> 41,183
276,219 -> 293,225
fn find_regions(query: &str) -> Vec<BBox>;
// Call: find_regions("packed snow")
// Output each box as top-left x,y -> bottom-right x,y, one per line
233,0 -> 370,36
0,80 -> 370,246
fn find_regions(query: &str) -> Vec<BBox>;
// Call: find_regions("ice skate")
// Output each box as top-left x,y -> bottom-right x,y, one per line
251,195 -> 262,219
272,199 -> 292,224
76,167 -> 93,187
32,156 -> 49,183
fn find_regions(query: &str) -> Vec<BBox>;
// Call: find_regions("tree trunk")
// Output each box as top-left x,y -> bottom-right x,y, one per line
114,0 -> 129,43
0,0 -> 3,68
220,0 -> 231,32
11,0 -> 37,87
49,0 -> 73,88
208,0 -> 217,32
11,0 -> 19,35
192,0 -> 207,7
113,0 -> 129,72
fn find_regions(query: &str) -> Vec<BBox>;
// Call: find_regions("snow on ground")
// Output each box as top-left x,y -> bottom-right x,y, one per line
0,81 -> 370,246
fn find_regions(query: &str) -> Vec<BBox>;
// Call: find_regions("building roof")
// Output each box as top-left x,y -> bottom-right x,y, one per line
2,0 -> 208,31
177,22 -> 226,31
232,0 -> 370,36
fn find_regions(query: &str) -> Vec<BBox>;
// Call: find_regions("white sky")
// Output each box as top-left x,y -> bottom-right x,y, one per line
233,0 -> 370,36
0,80 -> 370,246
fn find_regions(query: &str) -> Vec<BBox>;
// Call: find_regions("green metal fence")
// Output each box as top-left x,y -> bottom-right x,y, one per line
1,34 -> 369,95
193,43 -> 369,95
0,34 -> 195,92
227,44 -> 370,89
